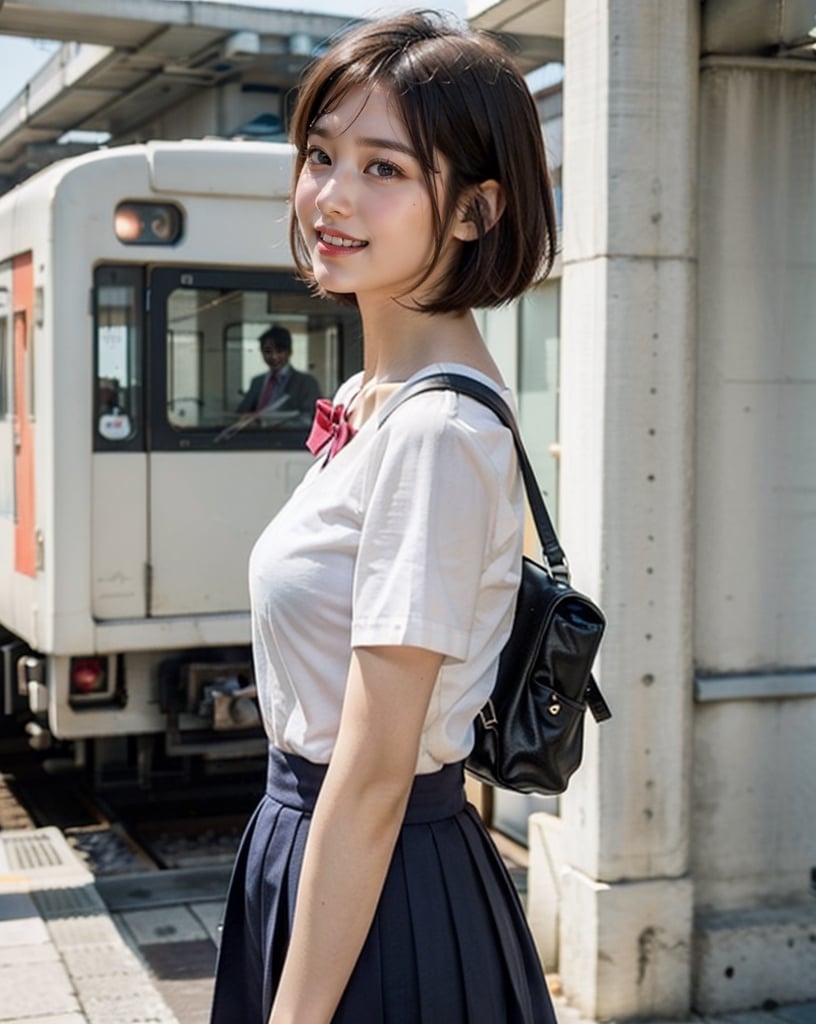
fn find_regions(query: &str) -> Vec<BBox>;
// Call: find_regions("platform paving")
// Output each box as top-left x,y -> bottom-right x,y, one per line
2,827 -> 816,1024
0,827 -> 178,1024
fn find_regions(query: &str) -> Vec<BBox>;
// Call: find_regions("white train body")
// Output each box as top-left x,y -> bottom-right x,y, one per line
0,140 -> 360,769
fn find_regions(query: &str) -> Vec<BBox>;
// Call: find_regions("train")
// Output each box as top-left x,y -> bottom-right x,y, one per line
0,139 -> 362,782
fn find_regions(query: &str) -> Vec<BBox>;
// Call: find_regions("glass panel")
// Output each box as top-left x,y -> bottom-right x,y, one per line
163,286 -> 343,444
0,316 -> 7,419
25,314 -> 35,421
95,275 -> 142,446
0,315 -> 11,519
518,280 -> 560,519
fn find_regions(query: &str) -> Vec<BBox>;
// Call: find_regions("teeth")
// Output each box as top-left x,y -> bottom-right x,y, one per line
320,232 -> 365,248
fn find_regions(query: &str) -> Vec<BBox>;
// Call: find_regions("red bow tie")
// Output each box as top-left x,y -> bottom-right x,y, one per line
306,398 -> 357,461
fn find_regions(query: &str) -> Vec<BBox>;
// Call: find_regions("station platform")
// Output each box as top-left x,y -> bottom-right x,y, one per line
0,827 -> 189,1023
2,826 -> 816,1024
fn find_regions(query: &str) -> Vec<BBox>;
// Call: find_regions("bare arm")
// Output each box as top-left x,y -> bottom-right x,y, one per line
268,644 -> 444,1024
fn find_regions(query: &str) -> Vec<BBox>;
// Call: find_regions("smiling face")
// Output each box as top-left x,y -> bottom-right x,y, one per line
261,342 -> 289,372
294,86 -> 455,309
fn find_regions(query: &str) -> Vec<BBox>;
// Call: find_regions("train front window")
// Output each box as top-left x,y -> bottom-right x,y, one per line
165,287 -> 328,437
150,268 -> 360,452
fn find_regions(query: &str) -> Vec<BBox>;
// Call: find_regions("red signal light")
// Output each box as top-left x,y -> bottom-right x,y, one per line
70,657 -> 106,695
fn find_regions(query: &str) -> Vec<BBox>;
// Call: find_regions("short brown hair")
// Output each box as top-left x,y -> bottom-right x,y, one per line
288,11 -> 557,314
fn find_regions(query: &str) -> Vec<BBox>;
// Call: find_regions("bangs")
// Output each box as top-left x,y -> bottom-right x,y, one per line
292,56 -> 439,180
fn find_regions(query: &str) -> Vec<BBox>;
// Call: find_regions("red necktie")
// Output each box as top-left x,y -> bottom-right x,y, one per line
306,399 -> 357,460
257,371 -> 278,410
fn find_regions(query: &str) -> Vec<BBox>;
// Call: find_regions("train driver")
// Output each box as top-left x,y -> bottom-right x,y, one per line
237,326 -> 320,426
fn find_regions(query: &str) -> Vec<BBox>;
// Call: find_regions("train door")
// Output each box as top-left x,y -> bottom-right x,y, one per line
92,266 -> 148,620
0,262 -> 13,528
12,253 -> 35,577
144,267 -> 360,618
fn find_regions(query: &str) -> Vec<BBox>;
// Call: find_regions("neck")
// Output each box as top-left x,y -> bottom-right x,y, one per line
344,299 -> 505,431
357,298 -> 502,387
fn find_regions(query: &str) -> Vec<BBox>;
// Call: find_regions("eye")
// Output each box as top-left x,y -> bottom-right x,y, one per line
304,145 -> 330,166
367,159 -> 401,179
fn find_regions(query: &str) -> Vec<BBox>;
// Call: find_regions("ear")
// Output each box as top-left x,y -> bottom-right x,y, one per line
453,180 -> 506,242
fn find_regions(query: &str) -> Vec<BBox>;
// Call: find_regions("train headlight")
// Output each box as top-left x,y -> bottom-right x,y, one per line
114,202 -> 183,245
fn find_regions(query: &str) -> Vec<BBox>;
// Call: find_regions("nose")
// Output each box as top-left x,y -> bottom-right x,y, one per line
314,165 -> 354,218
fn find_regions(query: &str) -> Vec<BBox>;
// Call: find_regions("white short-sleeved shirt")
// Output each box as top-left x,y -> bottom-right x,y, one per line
249,362 -> 524,773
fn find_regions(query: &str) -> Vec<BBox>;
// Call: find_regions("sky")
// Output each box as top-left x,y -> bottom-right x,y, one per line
0,0 -> 469,108
0,36 -> 59,109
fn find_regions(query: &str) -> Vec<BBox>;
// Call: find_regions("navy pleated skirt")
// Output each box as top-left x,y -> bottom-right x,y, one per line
210,745 -> 556,1023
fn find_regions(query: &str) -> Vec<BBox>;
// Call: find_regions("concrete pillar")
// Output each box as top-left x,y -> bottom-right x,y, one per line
537,1 -> 699,1017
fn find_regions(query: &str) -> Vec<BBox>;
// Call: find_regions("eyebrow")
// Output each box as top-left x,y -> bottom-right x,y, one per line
308,124 -> 417,159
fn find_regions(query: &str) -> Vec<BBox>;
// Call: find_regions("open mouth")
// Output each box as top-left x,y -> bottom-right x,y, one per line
318,231 -> 367,249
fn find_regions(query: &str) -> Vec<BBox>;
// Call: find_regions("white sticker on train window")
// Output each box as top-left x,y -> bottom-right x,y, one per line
98,325 -> 129,382
98,412 -> 132,441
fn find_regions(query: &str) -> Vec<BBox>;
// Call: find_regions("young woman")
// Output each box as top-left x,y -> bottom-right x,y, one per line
210,11 -> 558,1023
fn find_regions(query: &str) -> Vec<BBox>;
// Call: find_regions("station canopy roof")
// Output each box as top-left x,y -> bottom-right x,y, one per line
0,0 -> 569,190
0,0 -> 358,184
468,0 -> 563,71
469,0 -> 816,63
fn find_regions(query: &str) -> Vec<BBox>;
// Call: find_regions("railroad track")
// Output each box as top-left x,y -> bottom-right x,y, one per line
0,740 -> 260,877
1,740 -> 528,903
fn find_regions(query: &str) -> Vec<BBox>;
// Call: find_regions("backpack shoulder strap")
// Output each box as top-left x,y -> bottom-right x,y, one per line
380,372 -> 569,581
